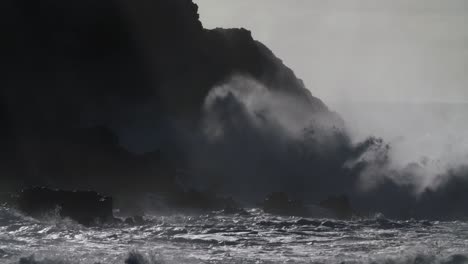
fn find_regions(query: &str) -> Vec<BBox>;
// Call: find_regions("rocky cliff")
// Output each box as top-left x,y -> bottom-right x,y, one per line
0,0 -> 342,196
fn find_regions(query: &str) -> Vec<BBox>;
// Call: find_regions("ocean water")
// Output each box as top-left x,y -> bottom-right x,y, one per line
1,206 -> 468,264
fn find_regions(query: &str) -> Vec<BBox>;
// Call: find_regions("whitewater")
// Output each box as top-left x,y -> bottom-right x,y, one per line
1,206 -> 468,264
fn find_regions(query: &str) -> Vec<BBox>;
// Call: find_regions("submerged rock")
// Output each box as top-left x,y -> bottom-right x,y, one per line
17,187 -> 113,226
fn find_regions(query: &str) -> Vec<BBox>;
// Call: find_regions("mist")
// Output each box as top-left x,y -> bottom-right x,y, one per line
333,102 -> 468,193
195,0 -> 468,197
184,75 -> 356,200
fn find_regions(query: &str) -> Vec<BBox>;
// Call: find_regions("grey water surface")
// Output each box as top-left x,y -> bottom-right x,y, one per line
1,206 -> 468,264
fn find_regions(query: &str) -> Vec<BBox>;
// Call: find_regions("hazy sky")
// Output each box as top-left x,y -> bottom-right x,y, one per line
195,0 -> 468,103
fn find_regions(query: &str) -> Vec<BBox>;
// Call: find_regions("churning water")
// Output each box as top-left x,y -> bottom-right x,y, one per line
1,206 -> 468,264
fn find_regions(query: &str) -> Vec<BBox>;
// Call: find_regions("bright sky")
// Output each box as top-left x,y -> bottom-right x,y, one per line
195,0 -> 468,104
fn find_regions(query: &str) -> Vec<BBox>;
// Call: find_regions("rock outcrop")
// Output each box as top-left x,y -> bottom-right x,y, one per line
0,0 -> 356,215
0,0 -> 339,197
319,195 -> 353,219
17,187 -> 114,226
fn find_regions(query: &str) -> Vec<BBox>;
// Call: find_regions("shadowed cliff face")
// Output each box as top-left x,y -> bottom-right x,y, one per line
0,0 -> 339,195
1,0 -> 468,219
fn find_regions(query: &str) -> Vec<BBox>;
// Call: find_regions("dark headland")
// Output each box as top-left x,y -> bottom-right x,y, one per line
2,0 -> 468,221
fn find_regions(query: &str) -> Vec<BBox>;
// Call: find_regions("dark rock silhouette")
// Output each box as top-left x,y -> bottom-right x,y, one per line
132,215 -> 145,225
220,197 -> 250,215
1,0 -> 468,220
17,187 -> 113,226
0,0 -> 339,200
263,192 -> 307,216
0,0 -> 360,220
319,195 -> 353,219
124,215 -> 145,225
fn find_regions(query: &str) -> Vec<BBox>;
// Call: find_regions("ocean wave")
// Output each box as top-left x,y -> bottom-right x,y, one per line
14,251 -> 166,264
3,205 -> 468,264
11,251 -> 468,264
0,207 -> 39,227
367,253 -> 468,264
